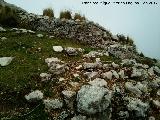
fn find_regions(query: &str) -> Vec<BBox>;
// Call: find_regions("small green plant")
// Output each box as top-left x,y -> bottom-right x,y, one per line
117,34 -> 134,45
43,8 -> 54,18
74,13 -> 86,21
59,10 -> 72,19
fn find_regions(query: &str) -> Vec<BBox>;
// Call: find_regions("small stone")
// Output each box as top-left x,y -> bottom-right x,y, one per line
37,34 -> 43,38
0,27 -> 6,32
96,58 -> 101,63
154,66 -> 160,74
131,67 -> 142,77
83,62 -> 100,69
44,99 -> 63,110
77,48 -> 84,52
118,70 -> 125,79
149,116 -> 155,120
118,111 -> 129,119
71,115 -> 87,120
53,46 -> 63,52
62,90 -> 76,109
65,47 -> 78,56
112,62 -> 119,68
28,30 -> 35,34
126,97 -> 149,117
75,65 -> 82,70
45,57 -> 61,67
111,70 -> 119,79
69,82 -> 79,87
40,73 -> 51,81
84,72 -> 99,79
157,89 -> 160,96
102,71 -> 113,80
25,90 -> 43,102
153,100 -> 160,108
49,63 -> 66,75
0,57 -> 13,66
1,37 -> 7,40
59,77 -> 65,82
125,82 -> 142,96
148,67 -> 154,76
88,78 -> 107,87
73,73 -> 79,78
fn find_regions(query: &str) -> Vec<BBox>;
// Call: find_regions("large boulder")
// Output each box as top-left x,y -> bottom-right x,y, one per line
125,97 -> 149,117
77,85 -> 112,115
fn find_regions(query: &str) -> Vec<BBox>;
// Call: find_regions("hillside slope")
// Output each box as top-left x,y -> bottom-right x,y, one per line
0,1 -> 160,120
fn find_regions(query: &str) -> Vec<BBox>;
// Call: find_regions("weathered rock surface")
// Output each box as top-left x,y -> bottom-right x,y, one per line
77,85 -> 111,114
53,46 -> 63,52
0,57 -> 13,66
43,99 -> 63,110
25,90 -> 43,102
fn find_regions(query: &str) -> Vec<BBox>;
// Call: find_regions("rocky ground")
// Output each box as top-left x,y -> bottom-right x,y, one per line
0,0 -> 160,120
0,26 -> 160,120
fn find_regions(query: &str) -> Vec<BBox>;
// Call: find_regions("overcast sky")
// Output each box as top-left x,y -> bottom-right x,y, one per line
5,0 -> 160,59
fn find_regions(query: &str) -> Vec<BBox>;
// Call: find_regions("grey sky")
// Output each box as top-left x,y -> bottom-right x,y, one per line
5,0 -> 160,59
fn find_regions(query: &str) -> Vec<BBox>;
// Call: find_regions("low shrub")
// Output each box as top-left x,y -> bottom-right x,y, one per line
74,13 -> 86,21
43,8 -> 54,18
59,10 -> 72,19
0,5 -> 18,27
117,34 -> 134,45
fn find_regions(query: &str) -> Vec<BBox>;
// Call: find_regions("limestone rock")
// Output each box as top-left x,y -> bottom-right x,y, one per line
49,63 -> 66,75
112,62 -> 119,68
44,99 -> 63,110
126,97 -> 149,117
37,34 -> 43,38
25,90 -> 43,102
152,100 -> 160,108
45,57 -> 61,67
0,27 -> 6,32
148,67 -> 155,76
154,66 -> 160,74
65,47 -> 78,56
111,70 -> 119,79
53,46 -> 63,52
83,62 -> 101,69
84,72 -> 99,79
40,73 -> 52,81
102,71 -> 113,80
131,67 -> 142,78
0,57 -> 13,66
118,70 -> 125,79
62,90 -> 76,109
71,115 -> 87,120
125,82 -> 142,96
1,37 -> 7,40
77,85 -> 111,114
88,78 -> 107,87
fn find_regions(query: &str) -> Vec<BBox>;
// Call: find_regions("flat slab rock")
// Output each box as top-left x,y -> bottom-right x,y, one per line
53,46 -> 63,52
0,57 -> 13,66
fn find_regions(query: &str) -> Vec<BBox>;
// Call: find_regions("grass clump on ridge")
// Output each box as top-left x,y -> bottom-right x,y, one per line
59,10 -> 72,19
74,13 -> 86,21
43,7 -> 54,18
0,5 -> 18,27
